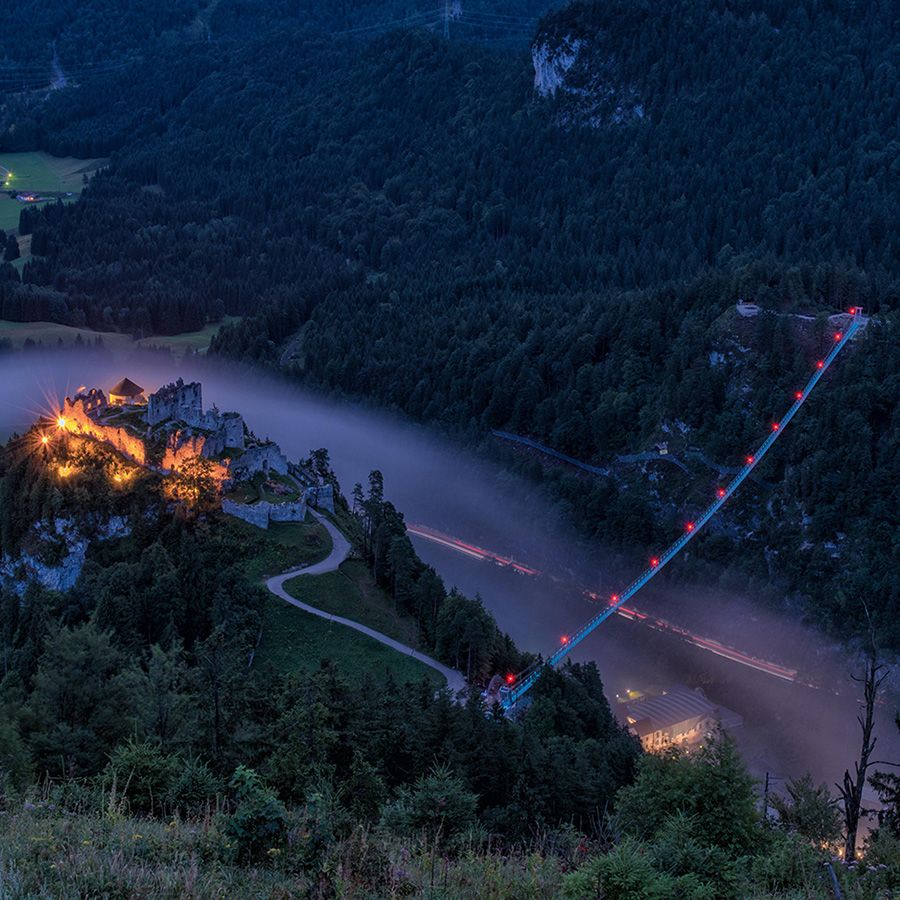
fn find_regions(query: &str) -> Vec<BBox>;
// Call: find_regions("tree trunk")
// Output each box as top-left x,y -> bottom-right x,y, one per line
838,631 -> 887,860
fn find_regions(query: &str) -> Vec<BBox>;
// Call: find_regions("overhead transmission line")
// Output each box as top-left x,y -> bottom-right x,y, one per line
329,3 -> 540,43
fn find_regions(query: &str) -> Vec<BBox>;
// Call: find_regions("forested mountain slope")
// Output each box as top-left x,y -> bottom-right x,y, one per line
0,0 -> 897,645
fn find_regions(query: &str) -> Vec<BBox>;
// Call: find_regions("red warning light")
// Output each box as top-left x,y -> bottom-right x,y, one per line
816,360 -> 824,369
834,332 -> 842,341
716,487 -> 726,498
771,422 -> 780,431
611,594 -> 619,603
650,557 -> 659,568
506,673 -> 515,685
561,635 -> 569,645
795,391 -> 803,400
746,455 -> 755,465
685,522 -> 695,532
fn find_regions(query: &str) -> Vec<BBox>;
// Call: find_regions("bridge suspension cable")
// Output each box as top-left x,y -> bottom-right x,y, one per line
500,309 -> 864,710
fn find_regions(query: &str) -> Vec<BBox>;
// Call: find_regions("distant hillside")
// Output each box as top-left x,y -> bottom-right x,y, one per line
0,0 -> 896,647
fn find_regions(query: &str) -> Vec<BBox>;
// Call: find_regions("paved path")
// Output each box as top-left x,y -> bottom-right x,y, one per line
265,513 -> 467,694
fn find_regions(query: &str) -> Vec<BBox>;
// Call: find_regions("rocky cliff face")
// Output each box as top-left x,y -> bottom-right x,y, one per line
0,516 -> 130,596
531,20 -> 644,127
532,36 -> 584,97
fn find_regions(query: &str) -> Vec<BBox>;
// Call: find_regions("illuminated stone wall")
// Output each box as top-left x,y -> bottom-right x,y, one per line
63,394 -> 148,465
161,430 -> 229,483
63,382 -> 288,496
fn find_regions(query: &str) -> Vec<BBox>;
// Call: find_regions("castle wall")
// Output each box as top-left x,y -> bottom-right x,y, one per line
230,443 -> 289,481
306,484 -> 335,513
161,430 -> 229,482
221,413 -> 245,450
269,498 -> 307,523
222,497 -> 307,530
222,499 -> 271,529
63,381 -> 295,507
63,395 -> 148,465
148,379 -> 202,426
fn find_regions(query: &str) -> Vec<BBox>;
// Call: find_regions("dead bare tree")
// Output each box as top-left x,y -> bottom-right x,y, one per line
836,608 -> 888,861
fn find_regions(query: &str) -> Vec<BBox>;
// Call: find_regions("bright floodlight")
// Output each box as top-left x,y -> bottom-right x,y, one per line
56,416 -> 67,428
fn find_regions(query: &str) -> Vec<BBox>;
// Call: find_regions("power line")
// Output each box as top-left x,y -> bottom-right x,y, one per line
333,8 -> 443,35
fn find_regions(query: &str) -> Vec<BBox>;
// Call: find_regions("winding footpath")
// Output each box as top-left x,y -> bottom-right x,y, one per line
265,513 -> 467,694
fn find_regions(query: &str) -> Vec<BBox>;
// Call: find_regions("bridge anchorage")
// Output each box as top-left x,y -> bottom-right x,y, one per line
496,308 -> 863,712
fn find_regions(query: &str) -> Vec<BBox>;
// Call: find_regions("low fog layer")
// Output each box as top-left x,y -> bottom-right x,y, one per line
1,349 -> 896,790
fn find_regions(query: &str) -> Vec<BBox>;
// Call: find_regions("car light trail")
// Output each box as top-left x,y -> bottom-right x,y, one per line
405,524 -> 542,575
407,528 -> 799,683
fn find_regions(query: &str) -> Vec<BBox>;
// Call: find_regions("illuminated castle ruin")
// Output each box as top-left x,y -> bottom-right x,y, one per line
58,377 -> 334,528
61,377 -> 287,485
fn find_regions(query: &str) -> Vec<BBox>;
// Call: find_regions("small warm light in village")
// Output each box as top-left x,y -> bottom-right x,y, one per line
40,435 -> 49,445
56,416 -> 67,429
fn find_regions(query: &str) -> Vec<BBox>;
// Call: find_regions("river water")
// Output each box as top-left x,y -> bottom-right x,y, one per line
1,349 -> 896,795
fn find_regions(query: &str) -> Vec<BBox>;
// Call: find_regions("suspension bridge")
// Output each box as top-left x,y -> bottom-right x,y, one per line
406,523 -> 801,683
491,309 -> 864,710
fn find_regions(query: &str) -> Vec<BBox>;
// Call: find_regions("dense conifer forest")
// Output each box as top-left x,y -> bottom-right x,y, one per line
1,0 -> 895,647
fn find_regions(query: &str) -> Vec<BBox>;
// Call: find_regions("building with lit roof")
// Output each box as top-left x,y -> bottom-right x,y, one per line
108,377 -> 146,405
624,685 -> 742,752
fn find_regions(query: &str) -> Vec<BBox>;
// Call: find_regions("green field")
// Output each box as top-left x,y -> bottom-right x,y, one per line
257,558 -> 442,686
135,317 -> 240,357
284,559 -> 422,649
0,151 -> 107,232
0,320 -> 131,350
229,514 -> 441,685
0,317 -> 239,356
255,596 -> 443,687
225,516 -> 332,581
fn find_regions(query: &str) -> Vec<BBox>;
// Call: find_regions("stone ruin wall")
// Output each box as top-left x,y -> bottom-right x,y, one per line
148,379 -> 202,427
230,443 -> 289,481
64,382 -> 290,494
160,431 -> 230,483
306,483 -> 335,513
222,496 -> 307,530
63,394 -> 148,465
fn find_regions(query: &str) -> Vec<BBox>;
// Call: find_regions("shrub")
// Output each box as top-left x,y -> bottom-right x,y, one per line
103,739 -> 179,815
223,766 -> 287,863
167,756 -> 221,815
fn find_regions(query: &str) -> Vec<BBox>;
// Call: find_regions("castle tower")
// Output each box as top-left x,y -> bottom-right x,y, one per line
148,379 -> 203,426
